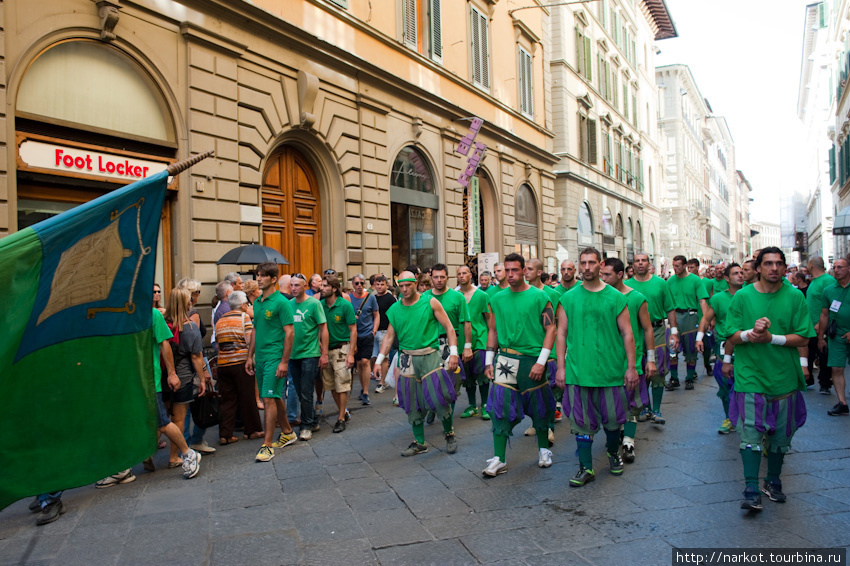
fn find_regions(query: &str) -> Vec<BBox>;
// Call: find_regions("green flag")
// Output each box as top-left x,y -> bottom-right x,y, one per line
0,170 -> 168,508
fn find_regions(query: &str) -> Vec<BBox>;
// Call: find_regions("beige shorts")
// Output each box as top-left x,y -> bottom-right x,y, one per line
322,344 -> 352,393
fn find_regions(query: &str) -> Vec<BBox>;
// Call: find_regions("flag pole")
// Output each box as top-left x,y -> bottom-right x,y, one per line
166,150 -> 215,176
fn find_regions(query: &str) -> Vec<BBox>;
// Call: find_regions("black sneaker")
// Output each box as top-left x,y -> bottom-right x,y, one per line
425,410 -> 436,425
827,402 -> 849,416
362,393 -> 371,406
664,381 -> 676,391
819,386 -> 832,395
36,500 -> 65,526
445,433 -> 458,454
622,444 -> 635,464
607,451 -> 624,475
569,466 -> 595,487
401,442 -> 428,457
684,380 -> 694,390
760,479 -> 786,503
671,378 -> 681,388
740,485 -> 763,511
333,419 -> 346,433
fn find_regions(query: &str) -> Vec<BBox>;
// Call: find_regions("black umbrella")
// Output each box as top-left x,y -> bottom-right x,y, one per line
216,244 -> 289,265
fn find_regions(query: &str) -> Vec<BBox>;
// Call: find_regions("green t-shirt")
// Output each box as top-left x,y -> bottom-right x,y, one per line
486,284 -> 508,298
540,285 -> 562,359
821,281 -> 850,336
667,273 -> 709,310
465,288 -> 491,351
555,280 -> 580,296
711,278 -> 729,295
489,286 -> 551,356
559,285 -> 628,386
321,297 -> 356,346
728,283 -> 814,395
807,273 -> 837,326
152,308 -> 172,394
625,275 -> 674,321
424,289 -> 470,340
701,277 -> 713,297
709,289 -> 736,340
253,291 -> 295,362
386,294 -> 440,351
290,296 -> 327,359
624,289 -> 647,374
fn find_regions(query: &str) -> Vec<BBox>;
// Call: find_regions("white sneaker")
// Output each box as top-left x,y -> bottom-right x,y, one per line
182,449 -> 201,479
538,448 -> 553,468
524,426 -> 535,436
299,429 -> 312,441
375,384 -> 385,394
482,456 -> 508,477
189,441 -> 216,454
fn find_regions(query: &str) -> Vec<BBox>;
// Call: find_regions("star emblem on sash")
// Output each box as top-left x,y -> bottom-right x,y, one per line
497,361 -> 515,380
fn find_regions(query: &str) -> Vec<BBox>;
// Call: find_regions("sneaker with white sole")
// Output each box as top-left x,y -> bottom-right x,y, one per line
482,456 -> 507,477
254,445 -> 274,462
299,429 -> 313,441
182,449 -> 202,478
189,441 -> 216,454
271,430 -> 297,448
538,448 -> 553,468
95,469 -> 136,488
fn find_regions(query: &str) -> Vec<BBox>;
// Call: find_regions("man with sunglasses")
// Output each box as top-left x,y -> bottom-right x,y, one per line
350,273 -> 379,406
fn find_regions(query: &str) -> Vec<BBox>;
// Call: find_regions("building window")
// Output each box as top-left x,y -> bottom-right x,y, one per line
470,6 -> 490,89
578,112 -> 597,165
515,184 -> 539,259
402,0 -> 442,63
578,201 -> 594,246
576,24 -> 592,81
598,50 -> 608,99
390,146 -> 439,270
518,46 -> 533,117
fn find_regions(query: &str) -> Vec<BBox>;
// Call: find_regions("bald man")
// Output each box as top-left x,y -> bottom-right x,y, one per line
556,260 -> 579,296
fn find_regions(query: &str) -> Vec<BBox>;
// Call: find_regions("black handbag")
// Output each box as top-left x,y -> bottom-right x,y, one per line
191,390 -> 221,429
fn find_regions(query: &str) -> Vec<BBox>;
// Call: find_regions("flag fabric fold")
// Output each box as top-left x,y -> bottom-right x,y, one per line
0,170 -> 168,509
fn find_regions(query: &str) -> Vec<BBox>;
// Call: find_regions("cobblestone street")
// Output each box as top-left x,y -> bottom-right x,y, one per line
2,366 -> 849,566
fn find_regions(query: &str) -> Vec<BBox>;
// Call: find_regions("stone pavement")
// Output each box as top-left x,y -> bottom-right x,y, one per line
2,366 -> 850,566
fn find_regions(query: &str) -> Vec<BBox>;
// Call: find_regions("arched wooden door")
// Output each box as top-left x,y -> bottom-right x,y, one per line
261,146 -> 322,276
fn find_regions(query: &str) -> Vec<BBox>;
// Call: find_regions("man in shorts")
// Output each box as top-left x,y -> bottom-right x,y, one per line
246,262 -> 297,462
371,274 -> 398,393
482,253 -> 557,476
667,255 -> 709,390
556,248 -> 638,486
320,274 -> 357,433
723,247 -> 813,511
374,272 -> 459,456
817,257 -> 850,415
350,273 -> 379,406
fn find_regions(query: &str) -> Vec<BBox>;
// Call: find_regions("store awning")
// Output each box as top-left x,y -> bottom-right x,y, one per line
834,206 -> 850,235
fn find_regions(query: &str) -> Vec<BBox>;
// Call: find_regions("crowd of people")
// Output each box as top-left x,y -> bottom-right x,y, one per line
25,247 -> 847,525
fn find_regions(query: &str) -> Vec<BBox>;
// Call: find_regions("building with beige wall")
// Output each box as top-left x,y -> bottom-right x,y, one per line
548,0 -> 675,271
2,0 -> 558,310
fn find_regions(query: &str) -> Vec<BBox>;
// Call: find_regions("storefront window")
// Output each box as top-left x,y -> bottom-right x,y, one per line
514,184 -> 539,259
577,201 -> 593,246
602,208 -> 614,236
391,146 -> 438,270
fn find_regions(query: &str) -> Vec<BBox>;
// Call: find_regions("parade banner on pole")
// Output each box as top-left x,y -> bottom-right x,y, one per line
0,170 -> 169,509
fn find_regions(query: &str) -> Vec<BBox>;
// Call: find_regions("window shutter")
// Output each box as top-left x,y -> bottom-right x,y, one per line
585,36 -> 592,81
588,119 -> 598,164
479,11 -> 490,88
403,0 -> 417,48
578,113 -> 586,161
471,8 -> 481,85
632,94 -> 638,127
519,47 -> 533,116
830,146 -> 836,185
576,27 -> 583,75
430,0 -> 442,62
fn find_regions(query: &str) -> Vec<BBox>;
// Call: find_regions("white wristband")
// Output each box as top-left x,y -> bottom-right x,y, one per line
646,350 -> 656,363
740,330 -> 752,342
463,342 -> 472,350
770,334 -> 787,346
536,348 -> 551,365
670,327 -> 679,336
449,345 -> 458,356
375,353 -> 385,365
800,357 -> 808,367
696,331 -> 705,341
485,351 -> 495,366
723,355 -> 733,364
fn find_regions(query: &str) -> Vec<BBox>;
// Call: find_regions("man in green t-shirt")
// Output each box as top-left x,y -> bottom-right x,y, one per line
722,247 -> 814,511
457,265 -> 491,420
487,262 -> 510,296
555,248 -> 637,487
741,259 -> 758,286
602,258 -> 656,465
817,257 -> 850,415
696,263 -> 743,434
289,273 -> 328,441
374,271 -> 459,456
478,271 -> 493,293
556,260 -> 579,295
247,262 -> 297,462
625,252 -> 679,424
667,255 -> 709,390
320,274 -> 357,433
806,256 -> 836,394
483,253 -> 557,476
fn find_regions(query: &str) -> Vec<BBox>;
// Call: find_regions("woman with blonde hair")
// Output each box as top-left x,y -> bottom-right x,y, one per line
163,288 -> 208,467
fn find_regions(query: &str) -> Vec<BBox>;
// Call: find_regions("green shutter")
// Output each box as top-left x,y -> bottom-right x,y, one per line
830,146 -> 836,185
585,36 -> 593,81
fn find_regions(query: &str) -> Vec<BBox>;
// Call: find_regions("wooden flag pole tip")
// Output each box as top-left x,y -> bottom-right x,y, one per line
166,150 -> 215,176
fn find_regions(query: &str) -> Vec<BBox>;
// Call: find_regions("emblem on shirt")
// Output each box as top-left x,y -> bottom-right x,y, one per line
335,314 -> 342,323
265,310 -> 273,319
294,308 -> 308,323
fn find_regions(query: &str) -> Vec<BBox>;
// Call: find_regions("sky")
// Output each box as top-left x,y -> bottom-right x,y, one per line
655,0 -> 812,223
